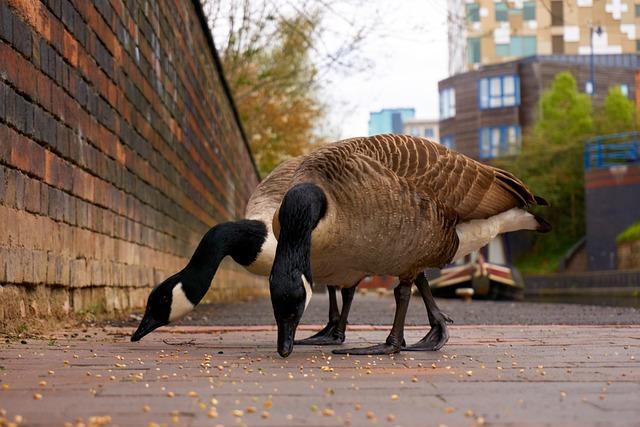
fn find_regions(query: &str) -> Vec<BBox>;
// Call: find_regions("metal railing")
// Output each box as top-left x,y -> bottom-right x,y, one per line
584,132 -> 640,170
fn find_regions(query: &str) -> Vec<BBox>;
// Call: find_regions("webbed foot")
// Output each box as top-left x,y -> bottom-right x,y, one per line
332,343 -> 401,355
403,316 -> 451,351
294,322 -> 346,345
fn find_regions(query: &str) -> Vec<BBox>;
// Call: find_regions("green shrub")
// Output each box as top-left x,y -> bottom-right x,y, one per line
617,221 -> 640,244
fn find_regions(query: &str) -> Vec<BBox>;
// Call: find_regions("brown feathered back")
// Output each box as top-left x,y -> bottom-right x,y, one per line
294,134 -> 542,222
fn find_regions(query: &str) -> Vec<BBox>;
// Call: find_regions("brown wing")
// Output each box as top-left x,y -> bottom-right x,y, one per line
323,134 -> 543,221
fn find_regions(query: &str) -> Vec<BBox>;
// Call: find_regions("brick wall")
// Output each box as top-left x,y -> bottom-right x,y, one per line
0,0 -> 265,329
618,241 -> 640,270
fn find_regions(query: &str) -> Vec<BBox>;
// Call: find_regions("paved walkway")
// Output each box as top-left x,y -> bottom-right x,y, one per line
1,325 -> 639,426
108,294 -> 640,328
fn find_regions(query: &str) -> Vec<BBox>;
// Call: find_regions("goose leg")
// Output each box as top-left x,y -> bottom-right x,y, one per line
333,279 -> 412,355
404,272 -> 453,351
294,286 -> 341,345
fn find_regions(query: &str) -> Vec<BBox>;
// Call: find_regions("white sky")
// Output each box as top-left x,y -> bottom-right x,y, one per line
319,0 -> 450,138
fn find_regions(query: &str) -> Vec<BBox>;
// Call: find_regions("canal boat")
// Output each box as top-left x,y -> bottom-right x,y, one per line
429,252 -> 524,300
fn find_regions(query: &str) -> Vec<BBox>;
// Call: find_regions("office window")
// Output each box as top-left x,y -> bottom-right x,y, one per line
441,135 -> 455,150
636,4 -> 640,17
479,125 -> 521,159
496,44 -> 510,57
424,128 -> 435,138
478,75 -> 520,109
620,84 -> 629,97
551,1 -> 563,26
552,35 -> 565,54
468,37 -> 481,64
466,3 -> 480,22
495,2 -> 508,22
511,36 -> 537,56
440,88 -> 456,119
523,1 -> 536,20
585,81 -> 594,95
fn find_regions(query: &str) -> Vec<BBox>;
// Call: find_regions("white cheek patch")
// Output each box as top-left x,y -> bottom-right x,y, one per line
169,283 -> 195,322
301,275 -> 313,311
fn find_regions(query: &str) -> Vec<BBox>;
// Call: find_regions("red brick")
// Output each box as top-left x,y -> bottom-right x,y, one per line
24,176 -> 41,213
62,28 -> 77,66
10,132 -> 31,173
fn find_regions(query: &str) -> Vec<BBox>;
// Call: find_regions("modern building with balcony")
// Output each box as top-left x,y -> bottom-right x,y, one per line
438,54 -> 639,160
448,0 -> 640,75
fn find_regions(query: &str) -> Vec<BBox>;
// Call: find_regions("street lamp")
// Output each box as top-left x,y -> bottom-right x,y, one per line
589,24 -> 603,97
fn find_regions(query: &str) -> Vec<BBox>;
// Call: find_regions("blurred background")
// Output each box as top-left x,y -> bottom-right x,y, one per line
0,0 -> 639,333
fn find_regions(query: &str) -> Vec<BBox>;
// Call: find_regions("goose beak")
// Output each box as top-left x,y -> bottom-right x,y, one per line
277,319 -> 297,357
131,315 -> 163,342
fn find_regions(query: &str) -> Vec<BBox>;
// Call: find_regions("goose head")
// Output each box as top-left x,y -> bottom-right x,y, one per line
269,183 -> 327,357
270,269 -> 313,357
131,220 -> 268,342
131,271 -> 195,341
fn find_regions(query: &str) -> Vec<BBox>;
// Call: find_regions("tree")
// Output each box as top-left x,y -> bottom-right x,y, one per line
595,86 -> 637,135
204,0 -> 380,176
497,72 -> 594,272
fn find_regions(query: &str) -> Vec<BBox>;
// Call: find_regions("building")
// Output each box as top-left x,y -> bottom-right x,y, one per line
584,133 -> 640,270
368,108 -> 415,135
438,54 -> 639,159
402,118 -> 440,142
449,0 -> 640,74
0,0 -> 264,327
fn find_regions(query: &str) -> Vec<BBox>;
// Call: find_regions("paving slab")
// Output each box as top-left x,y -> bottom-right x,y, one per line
1,325 -> 639,427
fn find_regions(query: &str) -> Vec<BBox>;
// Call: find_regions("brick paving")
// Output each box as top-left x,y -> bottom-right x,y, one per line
1,324 -> 639,427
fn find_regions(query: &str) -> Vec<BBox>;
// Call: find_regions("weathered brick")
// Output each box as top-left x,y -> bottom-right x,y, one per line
12,12 -> 32,59
0,165 -> 5,204
4,83 -> 17,128
0,247 -> 7,282
0,80 -> 6,121
33,250 -> 47,284
62,191 -> 76,224
39,180 -> 49,215
14,171 -> 25,210
24,176 -> 41,213
22,248 -> 35,283
3,169 -> 17,209
0,2 -> 13,44
0,125 -> 10,163
6,248 -> 23,283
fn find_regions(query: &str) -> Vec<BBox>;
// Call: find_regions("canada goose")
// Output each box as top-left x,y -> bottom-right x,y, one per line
130,154 -> 449,344
270,134 -> 550,357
